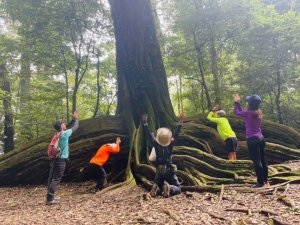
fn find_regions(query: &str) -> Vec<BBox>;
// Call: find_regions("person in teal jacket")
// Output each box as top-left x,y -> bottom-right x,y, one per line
46,112 -> 79,205
207,105 -> 238,160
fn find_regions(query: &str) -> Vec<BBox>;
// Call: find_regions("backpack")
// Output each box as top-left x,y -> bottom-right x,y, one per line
48,132 -> 62,159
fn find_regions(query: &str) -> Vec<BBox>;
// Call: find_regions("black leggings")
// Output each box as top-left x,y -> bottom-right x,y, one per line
247,136 -> 268,185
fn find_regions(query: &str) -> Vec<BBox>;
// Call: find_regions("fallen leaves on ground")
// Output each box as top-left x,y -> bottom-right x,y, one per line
0,161 -> 299,225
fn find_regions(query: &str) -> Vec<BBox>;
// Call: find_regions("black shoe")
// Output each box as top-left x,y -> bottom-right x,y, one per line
93,187 -> 103,193
46,199 -> 60,205
162,182 -> 170,198
252,183 -> 264,188
150,184 -> 160,197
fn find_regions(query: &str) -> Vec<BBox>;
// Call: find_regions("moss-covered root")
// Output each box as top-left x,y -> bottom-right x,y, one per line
173,146 -> 252,174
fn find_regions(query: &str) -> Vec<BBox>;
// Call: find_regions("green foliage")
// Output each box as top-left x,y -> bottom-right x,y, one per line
158,0 -> 300,128
0,0 -> 116,148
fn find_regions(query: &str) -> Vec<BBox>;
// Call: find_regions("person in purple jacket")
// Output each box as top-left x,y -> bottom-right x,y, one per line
234,94 -> 270,188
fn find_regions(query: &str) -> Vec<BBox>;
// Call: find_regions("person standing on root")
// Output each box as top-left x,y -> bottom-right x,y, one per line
46,111 -> 79,205
142,112 -> 184,198
207,105 -> 238,160
234,94 -> 270,188
89,137 -> 121,192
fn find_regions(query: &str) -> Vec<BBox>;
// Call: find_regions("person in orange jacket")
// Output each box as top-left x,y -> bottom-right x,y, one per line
89,137 -> 121,191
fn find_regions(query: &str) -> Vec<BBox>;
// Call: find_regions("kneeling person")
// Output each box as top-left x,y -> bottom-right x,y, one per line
207,106 -> 238,160
89,137 -> 121,192
142,113 -> 184,198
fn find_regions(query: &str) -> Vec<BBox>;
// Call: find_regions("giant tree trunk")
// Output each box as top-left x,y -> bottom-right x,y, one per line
0,64 -> 15,152
110,0 -> 177,130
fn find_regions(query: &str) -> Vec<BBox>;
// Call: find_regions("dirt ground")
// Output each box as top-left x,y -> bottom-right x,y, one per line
1,162 -> 300,225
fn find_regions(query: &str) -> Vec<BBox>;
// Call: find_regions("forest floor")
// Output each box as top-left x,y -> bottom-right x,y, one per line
0,161 -> 299,225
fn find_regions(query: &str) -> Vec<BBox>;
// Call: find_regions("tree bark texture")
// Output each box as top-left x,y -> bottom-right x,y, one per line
0,64 -> 15,152
110,0 -> 176,130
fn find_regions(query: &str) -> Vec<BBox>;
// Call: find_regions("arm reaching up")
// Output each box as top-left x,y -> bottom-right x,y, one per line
142,113 -> 155,143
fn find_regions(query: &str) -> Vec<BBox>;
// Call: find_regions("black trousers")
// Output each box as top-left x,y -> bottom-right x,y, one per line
47,158 -> 67,201
155,166 -> 181,195
247,136 -> 268,185
88,163 -> 107,190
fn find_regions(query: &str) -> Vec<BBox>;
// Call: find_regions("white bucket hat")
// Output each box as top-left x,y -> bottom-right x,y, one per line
217,110 -> 226,117
156,127 -> 172,146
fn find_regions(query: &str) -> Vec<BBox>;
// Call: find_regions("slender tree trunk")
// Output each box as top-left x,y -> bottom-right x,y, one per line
35,119 -> 39,138
61,48 -> 70,123
208,24 -> 221,105
19,51 -> 31,112
272,37 -> 284,124
190,81 -> 198,112
201,85 -> 205,113
178,74 -> 183,113
275,69 -> 283,124
72,87 -> 78,114
72,68 -> 80,114
64,72 -> 70,123
72,52 -> 89,114
0,64 -> 15,152
268,93 -> 276,121
93,52 -> 101,118
193,31 -> 212,110
19,51 -> 31,141
175,78 -> 180,114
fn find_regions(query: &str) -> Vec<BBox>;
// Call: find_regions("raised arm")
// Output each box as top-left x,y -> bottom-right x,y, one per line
207,111 -> 221,123
234,94 -> 248,117
69,112 -> 79,132
109,137 -> 121,153
142,114 -> 155,143
173,124 -> 182,140
173,112 -> 185,140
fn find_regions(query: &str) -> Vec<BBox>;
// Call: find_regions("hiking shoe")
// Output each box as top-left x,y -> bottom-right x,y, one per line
162,182 -> 170,198
150,184 -> 160,197
46,199 -> 60,205
252,183 -> 264,188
